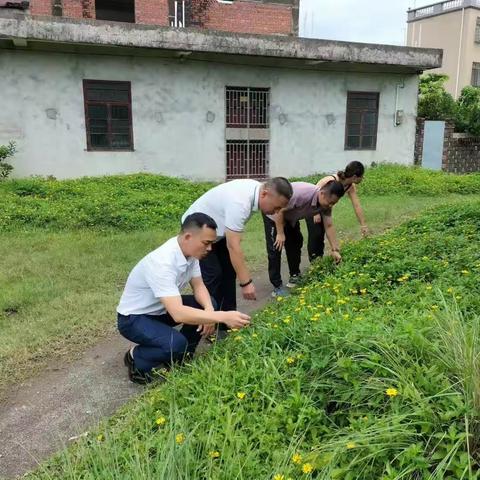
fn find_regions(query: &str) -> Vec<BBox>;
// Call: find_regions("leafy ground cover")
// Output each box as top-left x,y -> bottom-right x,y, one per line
1,192 -> 476,395
2,164 -> 480,232
28,200 -> 480,479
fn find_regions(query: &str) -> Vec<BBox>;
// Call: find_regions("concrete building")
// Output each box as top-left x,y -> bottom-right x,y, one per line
407,0 -> 480,98
1,0 -> 299,35
0,11 -> 441,181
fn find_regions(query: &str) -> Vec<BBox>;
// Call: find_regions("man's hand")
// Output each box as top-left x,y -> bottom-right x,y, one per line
331,250 -> 342,264
197,323 -> 216,336
222,311 -> 251,329
360,225 -> 369,237
242,282 -> 257,300
274,232 -> 286,251
313,213 -> 322,224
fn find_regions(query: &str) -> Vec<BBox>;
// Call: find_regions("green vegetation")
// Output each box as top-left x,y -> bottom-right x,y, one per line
28,200 -> 480,479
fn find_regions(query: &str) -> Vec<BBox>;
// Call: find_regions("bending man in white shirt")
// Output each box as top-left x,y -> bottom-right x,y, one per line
182,177 -> 293,316
117,213 -> 251,384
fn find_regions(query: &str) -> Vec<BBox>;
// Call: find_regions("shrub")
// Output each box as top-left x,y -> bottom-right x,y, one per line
456,86 -> 480,135
418,74 -> 457,121
0,141 -> 16,179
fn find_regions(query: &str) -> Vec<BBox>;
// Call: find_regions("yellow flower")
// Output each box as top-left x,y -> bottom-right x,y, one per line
277,296 -> 284,302
447,287 -> 454,293
386,300 -> 393,305
286,356 -> 296,365
360,288 -> 367,295
283,318 -> 291,324
175,433 -> 185,444
292,453 -> 302,464
273,475 -> 285,480
343,314 -> 350,320
431,305 -> 439,311
155,416 -> 166,426
386,387 -> 398,397
252,333 -> 258,338
325,307 -> 333,314
236,392 -> 246,400
209,450 -> 220,459
302,463 -> 314,474
346,441 -> 356,449
97,433 -> 104,442
461,270 -> 470,275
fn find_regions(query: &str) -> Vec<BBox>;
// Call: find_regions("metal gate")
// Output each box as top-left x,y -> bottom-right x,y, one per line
422,120 -> 445,170
225,87 -> 270,179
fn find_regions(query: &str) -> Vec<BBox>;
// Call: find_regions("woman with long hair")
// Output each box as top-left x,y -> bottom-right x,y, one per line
304,160 -> 368,267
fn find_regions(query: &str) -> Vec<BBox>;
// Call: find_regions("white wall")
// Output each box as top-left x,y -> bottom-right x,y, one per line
0,50 -> 419,180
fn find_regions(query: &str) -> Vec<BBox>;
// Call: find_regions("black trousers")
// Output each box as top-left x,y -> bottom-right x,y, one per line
200,237 -> 237,312
262,214 -> 303,288
305,216 -> 326,262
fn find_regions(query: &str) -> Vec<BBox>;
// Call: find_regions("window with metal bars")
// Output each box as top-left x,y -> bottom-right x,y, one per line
168,0 -> 190,27
226,141 -> 269,180
225,87 -> 270,179
83,80 -> 134,151
472,63 -> 480,86
475,17 -> 480,43
226,87 -> 270,128
345,92 -> 379,150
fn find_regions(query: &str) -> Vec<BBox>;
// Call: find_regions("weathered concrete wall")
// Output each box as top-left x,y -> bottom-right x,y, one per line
0,50 -> 419,180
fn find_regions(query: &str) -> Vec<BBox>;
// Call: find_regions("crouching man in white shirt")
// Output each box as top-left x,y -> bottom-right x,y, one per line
117,213 -> 251,384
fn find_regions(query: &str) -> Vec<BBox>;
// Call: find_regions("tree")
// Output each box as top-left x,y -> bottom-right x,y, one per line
456,86 -> 480,135
417,74 -> 457,121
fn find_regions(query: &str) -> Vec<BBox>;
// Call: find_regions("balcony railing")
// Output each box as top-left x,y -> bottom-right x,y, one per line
408,0 -> 480,21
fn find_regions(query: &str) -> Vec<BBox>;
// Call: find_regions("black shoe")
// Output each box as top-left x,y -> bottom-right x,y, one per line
124,350 -> 169,385
124,350 -> 134,368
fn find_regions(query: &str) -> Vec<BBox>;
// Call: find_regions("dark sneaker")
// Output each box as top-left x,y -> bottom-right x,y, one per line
124,350 -> 167,385
286,274 -> 301,288
124,350 -> 134,369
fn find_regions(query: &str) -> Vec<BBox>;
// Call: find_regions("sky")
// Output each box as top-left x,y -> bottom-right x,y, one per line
299,0 -> 437,45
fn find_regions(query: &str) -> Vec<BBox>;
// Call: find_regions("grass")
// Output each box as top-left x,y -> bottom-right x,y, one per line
1,165 -> 480,398
25,200 -> 480,479
1,194 -> 477,395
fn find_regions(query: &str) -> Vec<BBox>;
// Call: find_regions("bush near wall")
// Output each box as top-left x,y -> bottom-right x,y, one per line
2,166 -> 480,232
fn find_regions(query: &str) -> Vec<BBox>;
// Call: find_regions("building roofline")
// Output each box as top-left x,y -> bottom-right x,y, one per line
0,11 -> 442,72
407,0 -> 480,23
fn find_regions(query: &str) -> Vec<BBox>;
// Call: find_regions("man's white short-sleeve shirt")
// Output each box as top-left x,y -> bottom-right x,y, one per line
182,179 -> 260,238
117,237 -> 201,316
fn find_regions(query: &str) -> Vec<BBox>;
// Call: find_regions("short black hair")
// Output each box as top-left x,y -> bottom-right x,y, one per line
264,177 -> 293,200
321,180 -> 345,199
181,213 -> 217,232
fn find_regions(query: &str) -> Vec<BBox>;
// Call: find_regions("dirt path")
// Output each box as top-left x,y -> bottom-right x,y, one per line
0,257 -> 305,479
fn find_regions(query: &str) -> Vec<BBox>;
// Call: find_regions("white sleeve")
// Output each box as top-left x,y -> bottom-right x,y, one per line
191,259 -> 202,279
144,261 -> 180,298
225,201 -> 250,233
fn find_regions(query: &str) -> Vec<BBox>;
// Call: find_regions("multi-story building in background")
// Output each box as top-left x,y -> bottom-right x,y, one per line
407,0 -> 480,97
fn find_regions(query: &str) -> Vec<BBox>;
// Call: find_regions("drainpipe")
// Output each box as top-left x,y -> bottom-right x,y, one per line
455,6 -> 466,98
